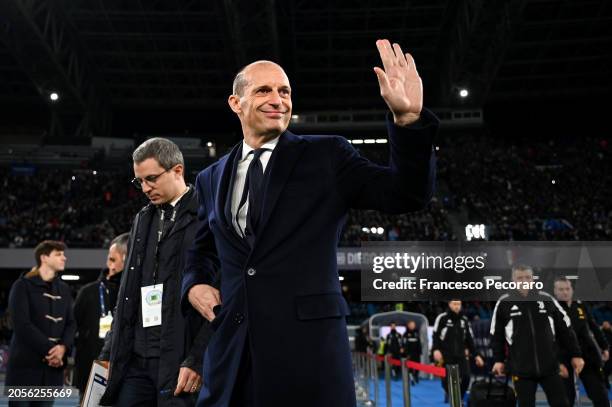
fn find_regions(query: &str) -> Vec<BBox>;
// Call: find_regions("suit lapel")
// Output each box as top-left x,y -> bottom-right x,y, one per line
214,143 -> 250,251
255,131 -> 306,244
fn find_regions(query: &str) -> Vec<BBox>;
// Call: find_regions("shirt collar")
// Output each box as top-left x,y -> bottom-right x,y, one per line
241,135 -> 280,161
170,185 -> 190,207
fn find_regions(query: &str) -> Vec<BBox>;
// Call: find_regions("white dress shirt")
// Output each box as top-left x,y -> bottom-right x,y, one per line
231,137 -> 279,236
170,185 -> 190,207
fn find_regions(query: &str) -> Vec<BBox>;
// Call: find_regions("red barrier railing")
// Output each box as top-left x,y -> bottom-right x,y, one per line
355,352 -> 446,378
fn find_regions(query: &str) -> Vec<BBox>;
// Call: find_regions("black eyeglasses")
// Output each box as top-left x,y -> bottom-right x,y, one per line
131,167 -> 172,190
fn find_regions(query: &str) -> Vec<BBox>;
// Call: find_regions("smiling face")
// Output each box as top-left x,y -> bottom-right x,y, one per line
229,62 -> 292,140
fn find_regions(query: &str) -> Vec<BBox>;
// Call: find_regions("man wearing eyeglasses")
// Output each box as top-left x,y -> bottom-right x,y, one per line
99,137 -> 216,407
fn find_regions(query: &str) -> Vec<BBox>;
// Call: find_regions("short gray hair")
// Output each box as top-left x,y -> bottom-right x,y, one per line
232,60 -> 282,96
511,264 -> 534,276
132,137 -> 184,169
232,68 -> 249,96
110,232 -> 129,255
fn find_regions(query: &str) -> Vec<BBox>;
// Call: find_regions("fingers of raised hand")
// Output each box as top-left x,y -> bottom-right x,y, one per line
392,43 -> 407,68
376,39 -> 396,72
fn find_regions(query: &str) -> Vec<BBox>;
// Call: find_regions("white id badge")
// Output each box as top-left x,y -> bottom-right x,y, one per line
141,284 -> 163,328
98,314 -> 113,338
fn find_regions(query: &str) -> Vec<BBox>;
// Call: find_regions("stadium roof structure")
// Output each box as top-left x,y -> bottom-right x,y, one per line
0,0 -> 610,139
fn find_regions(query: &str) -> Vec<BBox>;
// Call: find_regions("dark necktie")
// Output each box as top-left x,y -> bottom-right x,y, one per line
236,148 -> 268,239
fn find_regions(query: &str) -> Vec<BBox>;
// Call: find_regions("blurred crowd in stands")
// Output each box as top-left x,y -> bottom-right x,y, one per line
0,168 -> 146,248
2,136 -> 609,248
440,135 -> 612,241
0,134 -> 610,333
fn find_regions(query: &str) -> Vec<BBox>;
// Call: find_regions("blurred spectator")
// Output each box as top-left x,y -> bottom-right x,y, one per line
402,320 -> 422,384
602,321 -> 612,389
593,303 -> 612,326
354,326 -> 374,353
6,240 -> 76,404
73,233 -> 129,398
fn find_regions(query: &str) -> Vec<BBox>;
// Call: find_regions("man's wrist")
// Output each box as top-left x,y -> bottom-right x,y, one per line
392,111 -> 421,127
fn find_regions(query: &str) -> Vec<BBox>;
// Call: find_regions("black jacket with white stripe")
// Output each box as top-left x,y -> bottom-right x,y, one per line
432,310 -> 478,363
490,290 -> 581,378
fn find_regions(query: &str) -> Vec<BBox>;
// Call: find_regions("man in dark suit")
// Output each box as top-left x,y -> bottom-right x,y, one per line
182,39 -> 438,406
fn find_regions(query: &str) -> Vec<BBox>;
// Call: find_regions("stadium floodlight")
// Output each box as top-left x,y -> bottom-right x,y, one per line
351,139 -> 363,144
206,142 -> 213,147
92,170 -> 97,175
364,139 -> 376,144
370,227 -> 377,234
459,89 -> 469,98
71,176 -> 76,181
49,92 -> 59,102
565,275 -> 579,280
339,276 -> 345,281
435,146 -> 440,151
361,227 -> 370,233
61,275 -> 80,281
291,114 -> 299,120
376,227 -> 384,235
552,179 -> 556,184
375,139 -> 388,144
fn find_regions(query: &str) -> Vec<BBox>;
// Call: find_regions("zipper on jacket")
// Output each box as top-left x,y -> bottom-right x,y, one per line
527,306 -> 541,376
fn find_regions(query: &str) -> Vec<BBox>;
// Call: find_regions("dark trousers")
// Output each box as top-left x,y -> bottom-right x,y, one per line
442,358 -> 470,399
562,363 -> 610,407
407,353 -> 420,383
229,339 -> 254,407
605,359 -> 612,389
115,356 -> 160,407
389,352 -> 402,378
513,374 -> 570,407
